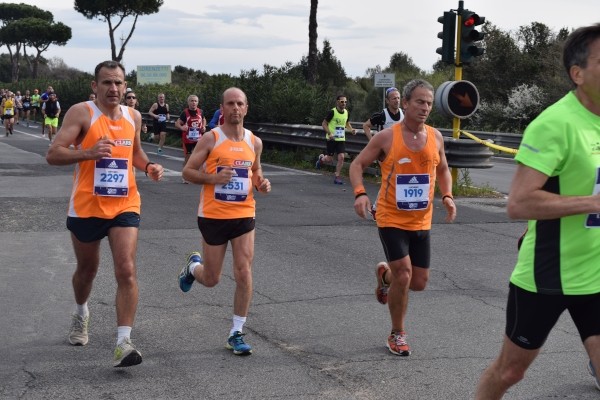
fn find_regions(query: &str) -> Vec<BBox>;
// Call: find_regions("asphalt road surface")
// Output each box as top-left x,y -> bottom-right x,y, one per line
1,123 -> 597,399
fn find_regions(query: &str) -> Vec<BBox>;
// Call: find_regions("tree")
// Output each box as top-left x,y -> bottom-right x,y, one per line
386,52 -> 423,80
0,3 -> 53,82
307,0 -> 318,85
74,0 -> 163,63
466,23 -> 522,103
502,83 -> 545,132
17,18 -> 72,78
316,39 -> 347,88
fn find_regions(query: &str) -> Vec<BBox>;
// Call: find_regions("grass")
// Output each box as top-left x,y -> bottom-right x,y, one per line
262,147 -> 503,198
453,168 -> 504,198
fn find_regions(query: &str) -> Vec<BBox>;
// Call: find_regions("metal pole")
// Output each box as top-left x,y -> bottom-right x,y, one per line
451,0 -> 465,184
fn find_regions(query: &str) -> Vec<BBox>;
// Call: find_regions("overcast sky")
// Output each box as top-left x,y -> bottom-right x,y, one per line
19,0 -> 600,78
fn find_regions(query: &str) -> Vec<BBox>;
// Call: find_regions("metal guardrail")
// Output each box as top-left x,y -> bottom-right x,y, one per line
438,128 -> 522,149
142,114 -> 520,168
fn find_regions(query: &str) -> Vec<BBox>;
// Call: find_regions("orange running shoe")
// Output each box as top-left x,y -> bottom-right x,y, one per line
387,331 -> 410,356
375,262 -> 390,304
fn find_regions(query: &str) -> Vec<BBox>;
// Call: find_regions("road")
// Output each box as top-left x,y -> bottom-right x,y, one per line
467,159 -> 516,195
1,123 -> 596,399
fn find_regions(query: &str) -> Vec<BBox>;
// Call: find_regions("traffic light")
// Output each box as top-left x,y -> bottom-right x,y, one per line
436,11 -> 456,64
459,10 -> 485,63
435,80 -> 480,119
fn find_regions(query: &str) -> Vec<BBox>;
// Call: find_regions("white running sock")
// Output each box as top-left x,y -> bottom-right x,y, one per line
75,303 -> 89,318
230,315 -> 247,336
189,262 -> 200,275
117,326 -> 132,345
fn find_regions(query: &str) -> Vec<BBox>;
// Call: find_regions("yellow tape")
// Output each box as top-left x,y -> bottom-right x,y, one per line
459,130 -> 518,155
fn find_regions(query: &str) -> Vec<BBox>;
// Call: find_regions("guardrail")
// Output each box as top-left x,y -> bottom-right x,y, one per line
142,114 -> 520,168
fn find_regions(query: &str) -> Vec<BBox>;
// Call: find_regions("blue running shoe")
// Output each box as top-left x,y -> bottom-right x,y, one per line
588,360 -> 600,391
334,176 -> 344,185
226,331 -> 253,355
315,154 -> 324,169
179,252 -> 202,292
157,148 -> 163,155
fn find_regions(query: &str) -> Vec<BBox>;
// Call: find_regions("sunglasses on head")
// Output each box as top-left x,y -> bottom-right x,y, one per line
386,87 -> 398,96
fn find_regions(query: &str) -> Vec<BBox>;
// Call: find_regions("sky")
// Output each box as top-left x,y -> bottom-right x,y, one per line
18,0 -> 600,78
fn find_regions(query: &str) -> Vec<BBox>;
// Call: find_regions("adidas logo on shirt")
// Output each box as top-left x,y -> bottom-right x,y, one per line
408,176 -> 419,184
108,161 -> 119,169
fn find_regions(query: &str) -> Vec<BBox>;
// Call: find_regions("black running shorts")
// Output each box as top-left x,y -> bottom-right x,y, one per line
326,140 -> 346,156
506,282 -> 600,349
197,217 -> 255,246
378,227 -> 431,268
67,212 -> 140,243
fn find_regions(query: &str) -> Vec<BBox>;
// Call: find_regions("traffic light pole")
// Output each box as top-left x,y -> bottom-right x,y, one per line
436,1 -> 484,184
451,1 -> 465,184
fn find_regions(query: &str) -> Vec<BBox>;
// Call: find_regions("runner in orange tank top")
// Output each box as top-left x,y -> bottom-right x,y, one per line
179,87 -> 271,356
349,79 -> 456,356
46,60 -> 164,368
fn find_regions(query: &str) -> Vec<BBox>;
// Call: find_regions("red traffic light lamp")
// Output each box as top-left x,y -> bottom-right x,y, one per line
459,10 -> 485,63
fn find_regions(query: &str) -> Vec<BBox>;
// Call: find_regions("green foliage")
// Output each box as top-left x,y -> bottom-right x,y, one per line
463,21 -> 571,132
298,39 -> 348,90
352,51 -> 425,122
261,147 -> 315,170
127,71 -> 237,119
0,3 -> 52,24
0,16 -> 577,136
20,18 -> 71,49
12,17 -> 71,79
387,52 -> 423,77
316,40 -> 347,87
0,3 -> 71,81
74,0 -> 163,19
239,63 -> 328,124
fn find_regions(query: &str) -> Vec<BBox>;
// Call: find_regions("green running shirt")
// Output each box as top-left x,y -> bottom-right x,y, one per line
511,91 -> 600,295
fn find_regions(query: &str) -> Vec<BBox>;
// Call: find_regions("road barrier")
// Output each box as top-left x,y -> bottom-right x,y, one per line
142,114 -> 520,169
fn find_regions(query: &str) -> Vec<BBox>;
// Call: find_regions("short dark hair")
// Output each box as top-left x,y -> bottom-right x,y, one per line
563,23 -> 600,85
94,60 -> 125,81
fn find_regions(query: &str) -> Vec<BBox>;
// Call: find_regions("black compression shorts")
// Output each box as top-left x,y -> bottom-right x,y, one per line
378,227 -> 431,267
506,282 -> 600,349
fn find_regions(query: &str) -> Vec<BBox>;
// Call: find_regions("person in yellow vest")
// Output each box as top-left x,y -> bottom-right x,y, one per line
2,91 -> 15,136
46,60 -> 164,368
316,95 -> 356,184
179,87 -> 271,356
31,88 -> 41,126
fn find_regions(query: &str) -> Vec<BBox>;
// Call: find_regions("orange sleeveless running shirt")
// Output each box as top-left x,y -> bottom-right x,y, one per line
375,123 -> 440,231
68,102 -> 140,218
198,127 -> 256,219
